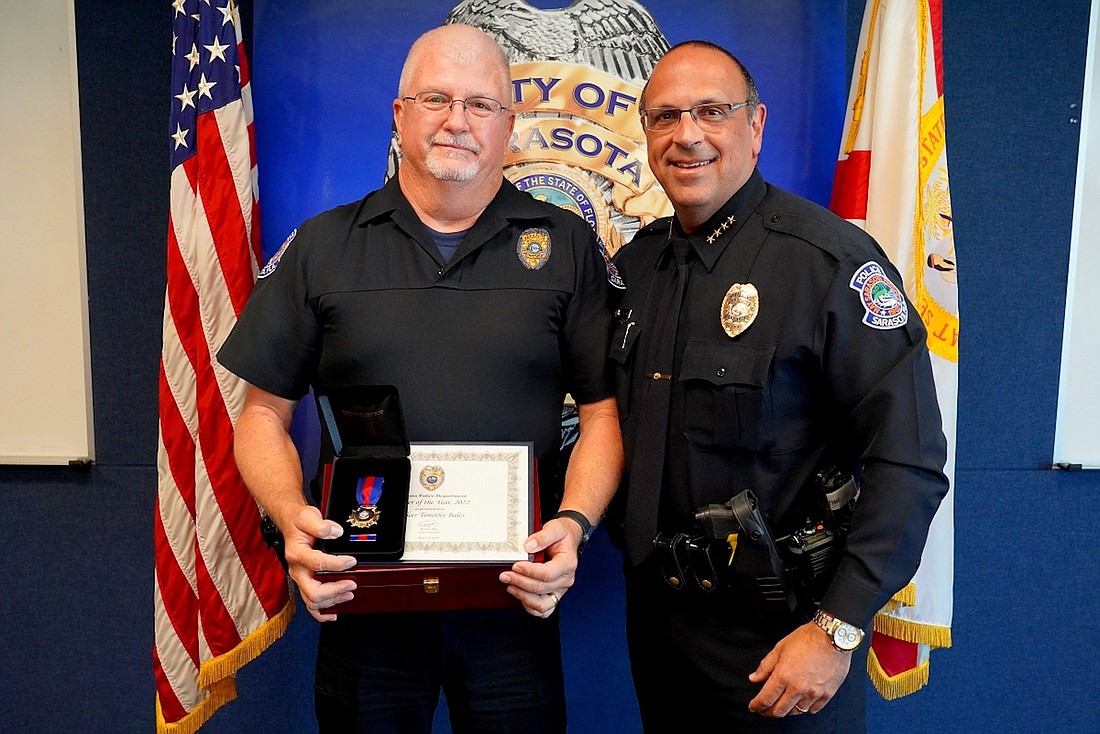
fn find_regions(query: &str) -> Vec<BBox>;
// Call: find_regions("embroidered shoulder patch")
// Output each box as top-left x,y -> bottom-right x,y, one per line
849,261 -> 908,329
258,228 -> 297,279
596,235 -> 625,289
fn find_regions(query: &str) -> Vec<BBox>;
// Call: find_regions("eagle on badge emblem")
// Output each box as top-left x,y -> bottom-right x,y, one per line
385,0 -> 673,254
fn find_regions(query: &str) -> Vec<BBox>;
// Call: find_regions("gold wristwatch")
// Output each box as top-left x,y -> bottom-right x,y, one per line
812,609 -> 864,652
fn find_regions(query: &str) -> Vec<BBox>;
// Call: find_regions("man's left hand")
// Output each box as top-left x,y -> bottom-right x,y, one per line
747,622 -> 853,717
498,517 -> 581,618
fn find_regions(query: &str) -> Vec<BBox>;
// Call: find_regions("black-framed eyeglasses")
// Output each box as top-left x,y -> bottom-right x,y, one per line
639,101 -> 751,132
400,92 -> 509,118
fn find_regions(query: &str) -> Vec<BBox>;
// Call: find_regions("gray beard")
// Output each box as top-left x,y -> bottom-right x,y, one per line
425,153 -> 479,182
424,138 -> 482,181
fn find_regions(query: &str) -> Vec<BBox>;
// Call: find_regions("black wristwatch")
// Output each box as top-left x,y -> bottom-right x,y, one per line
259,515 -> 288,572
551,510 -> 595,556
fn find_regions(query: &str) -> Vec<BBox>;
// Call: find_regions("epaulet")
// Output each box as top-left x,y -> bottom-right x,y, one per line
758,189 -> 870,263
633,216 -> 672,240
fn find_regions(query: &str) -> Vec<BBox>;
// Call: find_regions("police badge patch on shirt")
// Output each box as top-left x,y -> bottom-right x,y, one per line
850,261 -> 908,329
596,235 -> 626,289
517,227 -> 551,270
258,228 -> 297,279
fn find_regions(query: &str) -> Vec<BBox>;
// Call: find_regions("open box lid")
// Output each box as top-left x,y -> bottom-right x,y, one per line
315,384 -> 410,460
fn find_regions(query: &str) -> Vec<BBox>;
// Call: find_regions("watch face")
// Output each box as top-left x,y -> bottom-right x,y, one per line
834,623 -> 863,651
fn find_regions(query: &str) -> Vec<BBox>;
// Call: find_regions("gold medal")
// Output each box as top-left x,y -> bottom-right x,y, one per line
348,504 -> 380,529
349,475 -> 383,528
720,283 -> 759,338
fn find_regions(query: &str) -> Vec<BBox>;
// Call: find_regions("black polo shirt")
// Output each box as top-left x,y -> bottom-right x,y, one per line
218,177 -> 615,505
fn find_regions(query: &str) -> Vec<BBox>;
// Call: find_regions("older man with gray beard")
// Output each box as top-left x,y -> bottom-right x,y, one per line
219,23 -> 623,733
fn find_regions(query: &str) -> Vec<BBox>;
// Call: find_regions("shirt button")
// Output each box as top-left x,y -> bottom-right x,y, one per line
716,367 -> 726,377
771,214 -> 781,223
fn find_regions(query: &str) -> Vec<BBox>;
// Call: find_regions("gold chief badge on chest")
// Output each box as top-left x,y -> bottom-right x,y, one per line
720,283 -> 759,338
517,227 -> 551,270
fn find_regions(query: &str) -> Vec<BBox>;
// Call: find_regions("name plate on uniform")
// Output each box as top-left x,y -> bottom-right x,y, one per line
402,443 -> 534,563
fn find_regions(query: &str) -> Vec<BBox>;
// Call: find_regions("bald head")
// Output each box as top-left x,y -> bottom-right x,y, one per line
398,24 -> 511,102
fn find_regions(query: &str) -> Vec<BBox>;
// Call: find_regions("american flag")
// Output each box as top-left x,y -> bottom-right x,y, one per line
155,1 -> 292,730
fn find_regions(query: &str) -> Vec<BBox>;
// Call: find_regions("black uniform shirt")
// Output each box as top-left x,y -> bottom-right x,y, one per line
611,169 -> 948,627
218,177 -> 615,506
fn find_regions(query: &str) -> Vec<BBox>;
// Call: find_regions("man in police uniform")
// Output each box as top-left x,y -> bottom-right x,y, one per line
610,41 -> 949,732
219,24 -> 622,733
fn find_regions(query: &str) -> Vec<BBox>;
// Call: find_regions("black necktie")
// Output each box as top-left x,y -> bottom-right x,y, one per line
624,237 -> 693,566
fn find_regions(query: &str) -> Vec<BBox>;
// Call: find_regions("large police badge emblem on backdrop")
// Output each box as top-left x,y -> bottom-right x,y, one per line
387,0 -> 675,256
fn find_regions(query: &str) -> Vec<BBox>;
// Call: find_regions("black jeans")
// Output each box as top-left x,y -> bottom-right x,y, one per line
314,607 -> 566,734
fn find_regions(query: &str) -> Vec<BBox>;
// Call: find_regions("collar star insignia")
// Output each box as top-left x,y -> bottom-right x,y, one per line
706,215 -> 736,244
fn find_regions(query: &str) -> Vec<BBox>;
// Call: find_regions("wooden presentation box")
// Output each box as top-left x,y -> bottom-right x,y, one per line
317,490 -> 542,615
318,562 -> 517,614
314,385 -> 539,615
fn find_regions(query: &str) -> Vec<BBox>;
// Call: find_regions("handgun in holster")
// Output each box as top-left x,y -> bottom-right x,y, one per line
695,490 -> 801,618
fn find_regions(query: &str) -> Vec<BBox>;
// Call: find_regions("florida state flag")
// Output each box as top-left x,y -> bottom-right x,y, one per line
831,0 -> 957,699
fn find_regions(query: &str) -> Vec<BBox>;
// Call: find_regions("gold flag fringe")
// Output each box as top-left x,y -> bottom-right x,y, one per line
873,613 -> 952,649
892,582 -> 917,607
867,647 -> 929,700
876,582 -> 918,615
869,582 -> 951,699
156,595 -> 295,734
843,0 -> 882,155
199,594 -> 296,686
156,677 -> 236,734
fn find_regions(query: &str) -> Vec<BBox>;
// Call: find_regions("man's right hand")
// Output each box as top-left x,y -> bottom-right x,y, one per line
282,504 -> 358,622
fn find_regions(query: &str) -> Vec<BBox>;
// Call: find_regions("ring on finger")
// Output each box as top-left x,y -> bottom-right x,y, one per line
795,705 -> 810,714
547,591 -> 559,605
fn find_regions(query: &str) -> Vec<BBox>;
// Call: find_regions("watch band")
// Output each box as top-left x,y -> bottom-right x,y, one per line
812,608 -> 864,651
259,515 -> 288,573
551,510 -> 594,555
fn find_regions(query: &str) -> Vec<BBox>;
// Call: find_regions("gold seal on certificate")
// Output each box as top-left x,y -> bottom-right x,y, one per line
419,465 -> 445,491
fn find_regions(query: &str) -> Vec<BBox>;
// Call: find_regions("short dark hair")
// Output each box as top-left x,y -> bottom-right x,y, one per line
640,40 -> 760,118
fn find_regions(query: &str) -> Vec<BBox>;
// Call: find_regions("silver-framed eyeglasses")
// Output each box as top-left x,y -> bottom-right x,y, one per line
401,92 -> 509,118
639,101 -> 751,132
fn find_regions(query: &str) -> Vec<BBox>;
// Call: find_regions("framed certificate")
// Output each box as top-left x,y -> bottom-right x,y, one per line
402,443 -> 534,563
